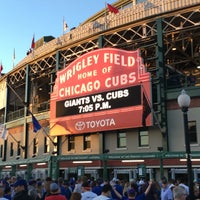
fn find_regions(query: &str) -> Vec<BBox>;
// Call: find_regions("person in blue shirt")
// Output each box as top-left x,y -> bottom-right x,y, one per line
111,180 -> 153,200
92,180 -> 102,196
110,178 -> 123,200
160,177 -> 173,200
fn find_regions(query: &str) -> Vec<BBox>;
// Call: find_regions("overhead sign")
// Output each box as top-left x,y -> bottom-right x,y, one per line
50,48 -> 152,135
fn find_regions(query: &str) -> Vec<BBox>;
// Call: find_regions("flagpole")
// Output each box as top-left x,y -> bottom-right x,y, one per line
31,34 -> 35,58
9,133 -> 25,150
63,16 -> 67,36
141,84 -> 163,133
104,1 -> 107,30
41,127 -> 57,146
12,48 -> 15,68
0,62 -> 3,76
7,82 -> 27,106
63,16 -> 65,36
6,81 -> 57,146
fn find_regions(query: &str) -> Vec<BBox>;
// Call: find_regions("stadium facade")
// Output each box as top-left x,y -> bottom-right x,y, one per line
0,0 -> 200,182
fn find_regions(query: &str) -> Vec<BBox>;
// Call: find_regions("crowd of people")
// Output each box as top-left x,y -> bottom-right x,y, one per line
0,175 -> 199,200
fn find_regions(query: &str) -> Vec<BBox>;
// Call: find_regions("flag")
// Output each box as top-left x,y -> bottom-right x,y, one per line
13,48 -> 15,61
0,63 -> 3,75
0,124 -> 8,140
107,3 -> 119,14
12,48 -> 15,67
63,20 -> 68,32
31,35 -> 35,49
142,92 -> 151,127
31,113 -> 41,133
93,21 -> 102,29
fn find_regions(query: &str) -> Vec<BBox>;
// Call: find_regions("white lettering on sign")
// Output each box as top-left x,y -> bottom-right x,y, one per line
105,72 -> 136,88
85,118 -> 115,128
59,54 -> 100,83
103,53 -> 135,66
77,70 -> 97,80
59,80 -> 101,97
106,89 -> 129,100
64,97 -> 90,107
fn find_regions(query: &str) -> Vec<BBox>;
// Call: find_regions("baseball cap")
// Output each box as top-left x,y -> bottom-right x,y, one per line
139,180 -> 145,185
12,179 -> 27,187
128,189 -> 135,196
50,183 -> 59,193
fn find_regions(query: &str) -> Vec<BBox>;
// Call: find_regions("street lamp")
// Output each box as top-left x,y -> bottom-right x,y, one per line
177,89 -> 194,200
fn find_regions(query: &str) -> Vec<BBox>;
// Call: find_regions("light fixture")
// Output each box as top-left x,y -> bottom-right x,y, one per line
72,161 -> 93,164
37,162 -> 46,166
197,65 -> 200,69
177,89 -> 191,108
172,47 -> 177,51
180,159 -> 200,162
19,164 -> 27,167
5,166 -> 12,169
121,160 -> 144,163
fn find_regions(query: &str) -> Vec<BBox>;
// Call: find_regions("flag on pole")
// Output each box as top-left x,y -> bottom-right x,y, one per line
31,35 -> 35,49
142,92 -> 151,127
31,113 -> 42,133
13,48 -> 15,61
107,3 -> 119,14
12,48 -> 15,67
63,19 -> 68,32
0,124 -> 8,140
0,63 -> 3,75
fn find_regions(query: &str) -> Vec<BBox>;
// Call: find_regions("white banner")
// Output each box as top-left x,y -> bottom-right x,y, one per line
0,124 -> 8,140
0,80 -> 6,109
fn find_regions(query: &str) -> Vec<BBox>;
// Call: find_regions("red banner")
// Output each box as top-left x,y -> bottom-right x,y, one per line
50,48 -> 152,135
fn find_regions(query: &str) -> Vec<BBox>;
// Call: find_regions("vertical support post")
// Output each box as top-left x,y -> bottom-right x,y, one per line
103,154 -> 108,180
182,108 -> 194,200
48,156 -> 59,180
156,18 -> 168,150
27,163 -> 33,180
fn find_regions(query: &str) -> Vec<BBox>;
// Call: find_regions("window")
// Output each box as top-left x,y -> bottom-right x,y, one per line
68,135 -> 75,151
83,134 -> 91,150
17,141 -> 21,156
117,132 -> 127,148
44,137 -> 50,153
53,137 -> 58,155
139,130 -> 149,147
33,138 -> 38,155
10,142 -> 14,157
0,145 -> 3,158
188,121 -> 197,144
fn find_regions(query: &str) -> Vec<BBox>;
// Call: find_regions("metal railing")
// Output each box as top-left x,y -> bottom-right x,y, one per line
6,101 -> 50,122
38,101 -> 50,113
7,108 -> 25,122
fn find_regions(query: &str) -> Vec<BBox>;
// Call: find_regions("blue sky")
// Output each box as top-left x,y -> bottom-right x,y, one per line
0,0 -> 116,73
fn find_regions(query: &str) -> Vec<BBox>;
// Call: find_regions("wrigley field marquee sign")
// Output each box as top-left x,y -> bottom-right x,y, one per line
50,48 -> 152,135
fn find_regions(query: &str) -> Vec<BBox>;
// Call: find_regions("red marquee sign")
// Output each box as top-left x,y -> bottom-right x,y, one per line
50,48 -> 152,135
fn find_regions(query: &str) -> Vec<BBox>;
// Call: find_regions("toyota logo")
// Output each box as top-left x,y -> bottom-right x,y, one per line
75,121 -> 85,131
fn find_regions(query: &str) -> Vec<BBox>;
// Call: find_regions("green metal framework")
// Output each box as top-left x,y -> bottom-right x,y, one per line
1,0 -> 200,178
